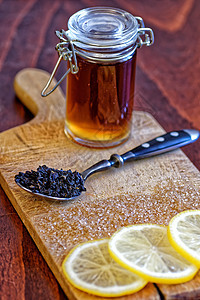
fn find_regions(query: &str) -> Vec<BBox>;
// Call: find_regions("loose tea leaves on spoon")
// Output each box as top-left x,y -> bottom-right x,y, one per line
15,165 -> 86,198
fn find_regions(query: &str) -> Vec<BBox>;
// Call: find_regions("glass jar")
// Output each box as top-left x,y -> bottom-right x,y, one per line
42,7 -> 154,148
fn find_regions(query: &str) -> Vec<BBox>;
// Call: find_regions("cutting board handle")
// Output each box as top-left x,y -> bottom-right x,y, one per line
14,68 -> 66,123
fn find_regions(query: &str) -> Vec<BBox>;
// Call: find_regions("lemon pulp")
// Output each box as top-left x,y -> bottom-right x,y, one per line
168,210 -> 200,267
62,238 -> 147,297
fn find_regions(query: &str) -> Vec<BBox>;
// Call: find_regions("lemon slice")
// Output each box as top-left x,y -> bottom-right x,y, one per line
168,210 -> 200,267
109,224 -> 198,284
62,238 -> 147,297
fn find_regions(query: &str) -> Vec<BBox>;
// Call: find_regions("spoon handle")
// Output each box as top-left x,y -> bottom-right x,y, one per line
120,129 -> 199,163
82,129 -> 199,180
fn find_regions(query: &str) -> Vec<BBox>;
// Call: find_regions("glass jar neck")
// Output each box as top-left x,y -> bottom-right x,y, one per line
75,43 -> 138,64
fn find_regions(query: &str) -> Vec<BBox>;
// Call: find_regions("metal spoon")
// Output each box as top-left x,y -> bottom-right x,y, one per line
15,129 -> 199,201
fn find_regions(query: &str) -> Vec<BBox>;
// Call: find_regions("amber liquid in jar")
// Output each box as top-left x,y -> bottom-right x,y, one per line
65,52 -> 137,148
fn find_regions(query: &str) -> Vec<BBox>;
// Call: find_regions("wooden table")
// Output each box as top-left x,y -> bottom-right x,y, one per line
0,0 -> 200,299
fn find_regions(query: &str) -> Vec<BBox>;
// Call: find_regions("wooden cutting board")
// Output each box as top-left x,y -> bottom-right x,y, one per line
1,68 -> 200,299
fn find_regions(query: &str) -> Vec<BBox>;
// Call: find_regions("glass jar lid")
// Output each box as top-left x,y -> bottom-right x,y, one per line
68,7 -> 139,51
41,7 -> 154,96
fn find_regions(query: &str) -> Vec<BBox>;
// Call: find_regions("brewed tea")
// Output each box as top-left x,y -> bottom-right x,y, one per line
65,53 -> 137,147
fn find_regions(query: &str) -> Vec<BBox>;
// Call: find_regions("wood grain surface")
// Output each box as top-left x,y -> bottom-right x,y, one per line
0,1 -> 200,299
1,68 -> 200,300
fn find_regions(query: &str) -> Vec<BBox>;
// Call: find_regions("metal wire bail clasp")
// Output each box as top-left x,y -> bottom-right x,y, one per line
41,30 -> 79,97
135,17 -> 154,48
